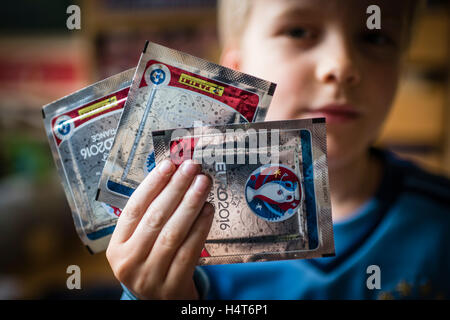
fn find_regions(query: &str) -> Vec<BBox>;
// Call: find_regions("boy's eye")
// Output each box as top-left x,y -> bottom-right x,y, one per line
288,27 -> 307,38
361,32 -> 395,47
285,27 -> 316,40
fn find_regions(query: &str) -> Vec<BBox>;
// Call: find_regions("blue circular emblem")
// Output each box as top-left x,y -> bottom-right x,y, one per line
57,119 -> 71,136
245,164 -> 302,222
150,69 -> 166,85
53,115 -> 74,140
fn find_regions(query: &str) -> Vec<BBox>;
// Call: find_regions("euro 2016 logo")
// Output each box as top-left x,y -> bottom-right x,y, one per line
245,164 -> 302,222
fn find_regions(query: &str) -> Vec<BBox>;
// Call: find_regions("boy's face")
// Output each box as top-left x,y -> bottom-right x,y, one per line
222,0 -> 409,167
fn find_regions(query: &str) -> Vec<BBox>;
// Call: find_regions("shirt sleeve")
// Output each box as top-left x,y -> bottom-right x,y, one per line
120,283 -> 138,300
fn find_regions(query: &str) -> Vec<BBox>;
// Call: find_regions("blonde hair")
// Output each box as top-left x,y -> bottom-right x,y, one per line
217,0 -> 252,48
217,0 -> 424,49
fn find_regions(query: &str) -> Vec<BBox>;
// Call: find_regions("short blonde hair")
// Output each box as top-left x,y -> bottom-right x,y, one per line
217,0 -> 424,49
217,0 -> 252,48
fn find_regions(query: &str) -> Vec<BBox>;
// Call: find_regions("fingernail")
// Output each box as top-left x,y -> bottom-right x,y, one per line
158,159 -> 174,175
193,174 -> 211,193
180,160 -> 199,176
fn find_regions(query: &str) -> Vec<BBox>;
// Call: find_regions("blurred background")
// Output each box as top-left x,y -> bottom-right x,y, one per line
0,0 -> 448,299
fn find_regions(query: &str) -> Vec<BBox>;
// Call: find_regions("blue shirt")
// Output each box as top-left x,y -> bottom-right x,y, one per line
121,149 -> 450,300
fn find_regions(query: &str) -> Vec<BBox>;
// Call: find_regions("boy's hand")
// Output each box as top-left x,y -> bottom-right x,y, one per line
106,159 -> 214,300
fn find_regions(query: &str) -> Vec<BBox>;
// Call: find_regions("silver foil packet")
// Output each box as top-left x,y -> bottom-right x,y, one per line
97,41 -> 276,209
42,68 -> 135,253
152,118 -> 335,265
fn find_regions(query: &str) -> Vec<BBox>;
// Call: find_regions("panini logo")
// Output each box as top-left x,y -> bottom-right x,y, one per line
179,73 -> 224,96
78,96 -> 118,120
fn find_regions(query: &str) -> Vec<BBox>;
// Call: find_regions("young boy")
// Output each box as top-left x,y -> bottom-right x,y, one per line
107,0 -> 450,299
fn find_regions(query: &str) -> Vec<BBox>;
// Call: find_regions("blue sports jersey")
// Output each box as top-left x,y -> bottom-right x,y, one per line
121,149 -> 450,300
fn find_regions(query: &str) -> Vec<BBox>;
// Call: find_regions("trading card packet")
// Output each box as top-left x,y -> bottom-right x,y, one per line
152,118 -> 335,265
97,41 -> 276,209
42,68 -> 135,253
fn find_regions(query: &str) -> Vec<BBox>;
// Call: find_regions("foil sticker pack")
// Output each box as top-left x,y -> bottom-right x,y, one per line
152,118 -> 335,265
42,68 -> 135,253
97,41 -> 276,209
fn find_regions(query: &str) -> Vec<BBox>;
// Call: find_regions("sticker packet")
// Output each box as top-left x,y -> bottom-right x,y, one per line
97,41 -> 276,209
152,118 -> 335,265
42,68 -> 135,253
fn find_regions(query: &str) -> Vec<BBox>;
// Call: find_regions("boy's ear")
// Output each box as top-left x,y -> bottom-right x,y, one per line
219,45 -> 242,71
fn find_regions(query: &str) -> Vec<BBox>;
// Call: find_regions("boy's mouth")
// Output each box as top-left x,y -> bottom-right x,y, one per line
303,104 -> 361,124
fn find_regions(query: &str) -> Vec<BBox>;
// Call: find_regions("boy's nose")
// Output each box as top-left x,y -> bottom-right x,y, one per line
315,37 -> 361,87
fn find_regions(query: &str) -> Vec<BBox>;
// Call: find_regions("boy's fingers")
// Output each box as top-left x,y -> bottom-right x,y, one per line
142,175 -> 212,282
124,160 -> 201,257
164,203 -> 214,288
111,159 -> 175,244
157,174 -> 211,250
